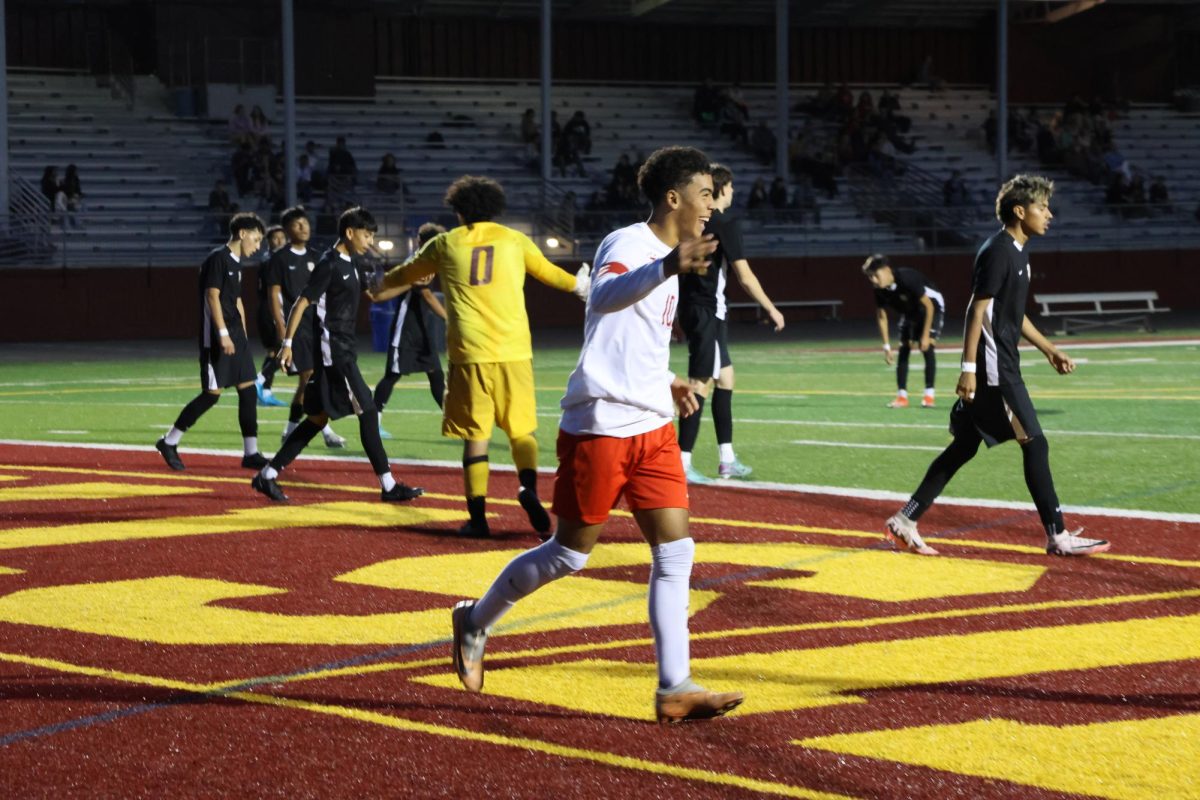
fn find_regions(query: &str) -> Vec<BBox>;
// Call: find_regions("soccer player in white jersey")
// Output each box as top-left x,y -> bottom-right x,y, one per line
449,146 -> 745,723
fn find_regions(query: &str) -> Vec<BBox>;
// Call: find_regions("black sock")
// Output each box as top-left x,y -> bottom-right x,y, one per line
466,495 -> 487,526
173,392 -> 220,431
1021,436 -> 1064,535
923,346 -> 937,391
358,411 -> 391,476
271,418 -> 322,470
677,394 -> 705,453
518,468 -> 539,496
260,355 -> 279,390
288,398 -> 304,423
427,368 -> 445,409
900,497 -> 928,520
712,387 -> 733,445
236,385 -> 258,438
910,432 -> 982,518
374,372 -> 400,410
896,344 -> 911,392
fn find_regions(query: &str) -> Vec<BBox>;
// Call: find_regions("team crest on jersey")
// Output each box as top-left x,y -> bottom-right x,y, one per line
308,262 -> 315,271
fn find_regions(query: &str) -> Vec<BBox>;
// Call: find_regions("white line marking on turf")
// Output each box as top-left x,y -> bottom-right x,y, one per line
743,417 -> 1200,442
0,377 -> 193,388
4,439 -> 1197,524
46,430 -> 89,435
791,439 -> 944,452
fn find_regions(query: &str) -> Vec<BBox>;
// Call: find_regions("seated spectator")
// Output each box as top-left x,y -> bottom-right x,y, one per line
520,108 -> 538,144
1103,143 -> 1131,181
327,136 -> 358,181
943,170 -> 969,207
693,78 -> 720,124
425,130 -> 446,149
249,106 -> 270,145
768,177 -> 789,209
553,129 -> 586,178
878,90 -> 901,115
563,110 -> 592,155
62,164 -> 83,212
297,154 -> 313,202
746,178 -> 768,210
40,166 -> 60,212
228,104 -> 252,146
303,140 -> 327,190
717,89 -> 749,145
231,142 -> 255,197
376,153 -> 403,195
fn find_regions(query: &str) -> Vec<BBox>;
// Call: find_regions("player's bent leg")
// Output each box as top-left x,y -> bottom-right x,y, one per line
890,344 -> 912,407
510,433 -> 551,537
157,390 -> 222,471
235,382 -> 268,469
1019,435 -> 1110,556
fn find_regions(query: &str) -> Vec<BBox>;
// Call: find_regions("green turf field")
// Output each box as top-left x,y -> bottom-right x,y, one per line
1,328 -> 1197,514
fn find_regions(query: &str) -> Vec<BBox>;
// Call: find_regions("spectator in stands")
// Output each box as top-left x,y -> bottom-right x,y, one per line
376,153 -> 403,196
746,178 -> 768,210
297,154 -> 313,203
40,166 -> 60,212
520,107 -> 538,165
855,91 -> 875,123
62,164 -> 83,212
610,153 -> 637,195
879,90 -> 901,115
563,110 -> 592,156
228,104 -> 252,146
768,177 -> 789,209
749,121 -> 775,164
717,88 -> 749,145
328,136 -> 358,182
869,132 -> 902,177
553,128 -> 586,178
304,141 -> 327,190
249,106 -> 270,145
833,83 -> 854,121
943,170 -> 970,207
232,142 -> 255,197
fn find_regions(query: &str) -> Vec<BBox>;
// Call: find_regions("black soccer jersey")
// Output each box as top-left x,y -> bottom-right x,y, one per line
302,247 -> 364,364
873,267 -> 945,317
679,211 -> 745,313
266,246 -> 319,312
198,246 -> 246,348
970,229 -> 1031,386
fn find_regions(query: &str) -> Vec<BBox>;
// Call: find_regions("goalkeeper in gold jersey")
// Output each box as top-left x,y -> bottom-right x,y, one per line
373,175 -> 590,538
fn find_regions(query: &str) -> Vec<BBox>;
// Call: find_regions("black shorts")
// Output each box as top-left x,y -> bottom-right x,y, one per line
288,325 -> 316,375
304,356 -> 376,421
898,305 -> 945,343
200,340 -> 256,391
679,305 -> 731,380
258,309 -> 280,351
950,381 -> 1043,448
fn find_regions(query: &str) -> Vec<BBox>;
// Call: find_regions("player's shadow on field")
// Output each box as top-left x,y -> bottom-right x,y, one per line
870,681 -> 1200,712
400,524 -> 538,542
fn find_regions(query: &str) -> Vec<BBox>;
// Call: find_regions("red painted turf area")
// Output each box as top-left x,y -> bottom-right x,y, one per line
0,443 -> 1197,798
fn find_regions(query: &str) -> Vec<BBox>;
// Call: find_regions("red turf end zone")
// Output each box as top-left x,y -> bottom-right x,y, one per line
1,443 -> 1198,799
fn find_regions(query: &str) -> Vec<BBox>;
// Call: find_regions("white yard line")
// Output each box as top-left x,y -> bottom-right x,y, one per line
790,439 -> 944,452
3,439 -> 1196,524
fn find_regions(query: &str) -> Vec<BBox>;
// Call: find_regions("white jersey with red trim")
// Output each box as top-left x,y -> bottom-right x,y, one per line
560,222 -> 678,437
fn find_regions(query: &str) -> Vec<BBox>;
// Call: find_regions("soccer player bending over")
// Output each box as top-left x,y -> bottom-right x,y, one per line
250,206 -> 423,504
372,176 -> 589,538
861,253 -> 945,409
450,146 -> 745,723
885,174 -> 1110,558
156,212 -> 269,472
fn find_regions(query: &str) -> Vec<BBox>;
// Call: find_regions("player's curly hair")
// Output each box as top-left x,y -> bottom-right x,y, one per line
228,211 -> 265,237
416,222 -> 447,247
280,205 -> 308,229
638,146 -> 711,205
861,253 -> 890,274
710,163 -> 734,198
444,176 -> 506,224
995,174 -> 1054,225
337,206 -> 378,239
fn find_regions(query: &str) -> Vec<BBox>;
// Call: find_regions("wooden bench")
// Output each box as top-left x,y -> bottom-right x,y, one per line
1033,291 -> 1170,335
727,299 -> 843,322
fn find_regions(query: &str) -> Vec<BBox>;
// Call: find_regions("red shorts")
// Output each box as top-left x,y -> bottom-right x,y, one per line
551,422 -> 689,525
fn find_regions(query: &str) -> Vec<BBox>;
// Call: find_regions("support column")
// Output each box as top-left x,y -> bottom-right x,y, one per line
775,0 -> 789,182
997,0 -> 1008,183
282,0 -> 298,207
0,0 -> 10,227
540,0 -> 552,183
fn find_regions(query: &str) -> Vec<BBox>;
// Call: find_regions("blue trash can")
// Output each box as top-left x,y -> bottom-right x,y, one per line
369,299 -> 397,352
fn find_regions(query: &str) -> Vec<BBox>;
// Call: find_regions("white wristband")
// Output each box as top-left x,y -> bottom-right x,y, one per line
960,362 -> 977,374
883,343 -> 891,352
218,328 -> 229,337
281,338 -> 292,348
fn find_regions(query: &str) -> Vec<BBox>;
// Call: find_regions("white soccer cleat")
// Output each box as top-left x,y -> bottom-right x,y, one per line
885,513 -> 939,556
572,262 -> 592,301
323,430 -> 347,449
1046,528 -> 1110,557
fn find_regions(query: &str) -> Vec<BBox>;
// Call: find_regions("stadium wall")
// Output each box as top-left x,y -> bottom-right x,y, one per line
1,250 -> 1195,343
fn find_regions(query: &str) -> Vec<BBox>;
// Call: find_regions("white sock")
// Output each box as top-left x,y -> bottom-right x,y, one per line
262,387 -> 274,397
379,472 -> 396,491
470,538 -> 590,631
243,436 -> 258,456
925,388 -> 935,398
283,421 -> 298,437
256,373 -> 266,385
323,424 -> 336,436
680,451 -> 693,470
650,537 -> 695,690
897,389 -> 909,399
260,465 -> 278,480
718,443 -> 735,463
164,427 -> 184,446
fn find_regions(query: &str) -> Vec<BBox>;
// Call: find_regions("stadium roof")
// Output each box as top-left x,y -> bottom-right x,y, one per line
380,0 -> 1198,28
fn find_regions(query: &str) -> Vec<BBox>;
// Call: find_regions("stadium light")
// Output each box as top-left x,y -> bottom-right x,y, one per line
378,240 -> 395,252
545,237 -> 560,249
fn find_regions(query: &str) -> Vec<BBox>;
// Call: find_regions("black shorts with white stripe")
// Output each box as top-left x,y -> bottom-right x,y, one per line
950,381 -> 1043,447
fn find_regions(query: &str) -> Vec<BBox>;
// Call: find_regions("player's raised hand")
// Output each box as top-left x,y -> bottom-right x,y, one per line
1047,348 -> 1075,375
671,378 -> 700,417
664,234 -> 717,277
572,262 -> 591,301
